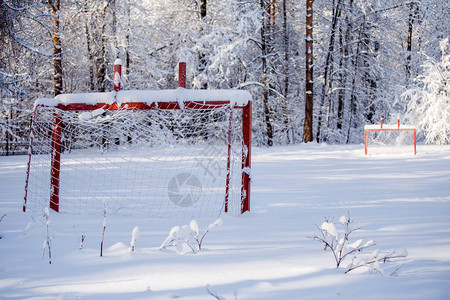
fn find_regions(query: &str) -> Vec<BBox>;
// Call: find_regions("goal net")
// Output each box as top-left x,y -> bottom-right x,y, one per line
24,90 -> 252,218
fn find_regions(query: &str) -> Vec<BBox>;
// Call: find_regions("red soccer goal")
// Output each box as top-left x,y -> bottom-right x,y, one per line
364,119 -> 416,155
24,62 -> 251,217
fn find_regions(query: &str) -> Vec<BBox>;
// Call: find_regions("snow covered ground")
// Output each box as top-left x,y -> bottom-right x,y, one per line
1,143 -> 450,299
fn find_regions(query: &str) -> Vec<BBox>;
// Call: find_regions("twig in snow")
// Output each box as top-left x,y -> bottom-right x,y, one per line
100,200 -> 106,257
130,226 -> 139,252
73,225 -> 85,250
345,250 -> 408,274
42,207 -> 52,264
206,284 -> 225,300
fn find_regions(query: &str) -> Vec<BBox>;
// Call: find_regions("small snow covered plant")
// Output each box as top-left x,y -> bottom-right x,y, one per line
190,219 -> 223,250
310,212 -> 407,274
159,218 -> 223,254
130,226 -> 139,252
73,224 -> 85,250
100,200 -> 107,257
42,207 -> 52,264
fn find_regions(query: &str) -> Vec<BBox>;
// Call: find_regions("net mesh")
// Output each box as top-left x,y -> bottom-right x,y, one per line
25,104 -> 245,218
365,129 -> 416,154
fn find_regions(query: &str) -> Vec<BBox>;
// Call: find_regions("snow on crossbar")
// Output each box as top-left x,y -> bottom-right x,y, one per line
34,89 -> 251,109
364,119 -> 416,155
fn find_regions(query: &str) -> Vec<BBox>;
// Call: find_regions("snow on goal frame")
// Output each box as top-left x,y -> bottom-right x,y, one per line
24,62 -> 252,217
364,119 -> 416,155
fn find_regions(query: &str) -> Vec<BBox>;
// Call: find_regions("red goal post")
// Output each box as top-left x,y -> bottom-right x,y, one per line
364,119 -> 416,155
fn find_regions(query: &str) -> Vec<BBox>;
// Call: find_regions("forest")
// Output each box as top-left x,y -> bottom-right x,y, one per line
1,0 -> 449,154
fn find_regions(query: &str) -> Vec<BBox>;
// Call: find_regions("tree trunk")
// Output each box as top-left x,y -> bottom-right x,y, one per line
85,22 -> 95,91
96,4 -> 108,92
336,21 -> 345,131
111,0 -> 119,59
282,0 -> 291,144
406,2 -> 419,82
362,20 -> 376,124
316,0 -> 342,142
260,0 -> 274,146
198,0 -> 208,89
125,0 -> 131,75
49,0 -> 62,96
200,0 -> 207,19
346,17 -> 363,144
304,0 -> 314,142
83,1 -> 95,91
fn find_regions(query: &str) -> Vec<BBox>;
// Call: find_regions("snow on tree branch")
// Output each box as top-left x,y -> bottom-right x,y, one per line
404,38 -> 450,145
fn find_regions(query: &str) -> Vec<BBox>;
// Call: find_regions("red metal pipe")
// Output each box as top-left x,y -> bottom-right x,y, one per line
241,101 -> 252,213
49,109 -> 62,212
224,107 -> 234,213
178,62 -> 186,88
113,59 -> 122,92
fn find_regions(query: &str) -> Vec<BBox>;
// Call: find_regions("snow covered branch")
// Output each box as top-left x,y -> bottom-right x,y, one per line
345,249 -> 408,275
310,212 -> 371,268
205,284 -> 225,300
159,219 -> 223,254
0,214 -> 6,239
310,212 -> 407,274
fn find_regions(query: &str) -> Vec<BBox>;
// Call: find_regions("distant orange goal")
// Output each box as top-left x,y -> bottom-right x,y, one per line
364,119 -> 416,155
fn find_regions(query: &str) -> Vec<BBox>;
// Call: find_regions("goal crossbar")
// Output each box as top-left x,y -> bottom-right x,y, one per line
24,89 -> 252,216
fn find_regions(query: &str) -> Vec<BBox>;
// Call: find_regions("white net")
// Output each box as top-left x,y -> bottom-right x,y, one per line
365,129 -> 416,155
25,104 -> 246,218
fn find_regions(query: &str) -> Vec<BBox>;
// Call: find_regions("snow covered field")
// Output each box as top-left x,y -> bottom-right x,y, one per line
1,143 -> 450,299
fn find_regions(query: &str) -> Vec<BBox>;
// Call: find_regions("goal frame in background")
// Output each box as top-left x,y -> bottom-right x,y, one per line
24,61 -> 252,215
364,119 -> 416,155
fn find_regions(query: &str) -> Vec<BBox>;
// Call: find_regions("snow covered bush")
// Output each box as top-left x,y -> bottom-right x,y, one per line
159,219 -> 223,254
130,226 -> 139,252
403,38 -> 450,145
310,212 -> 407,274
